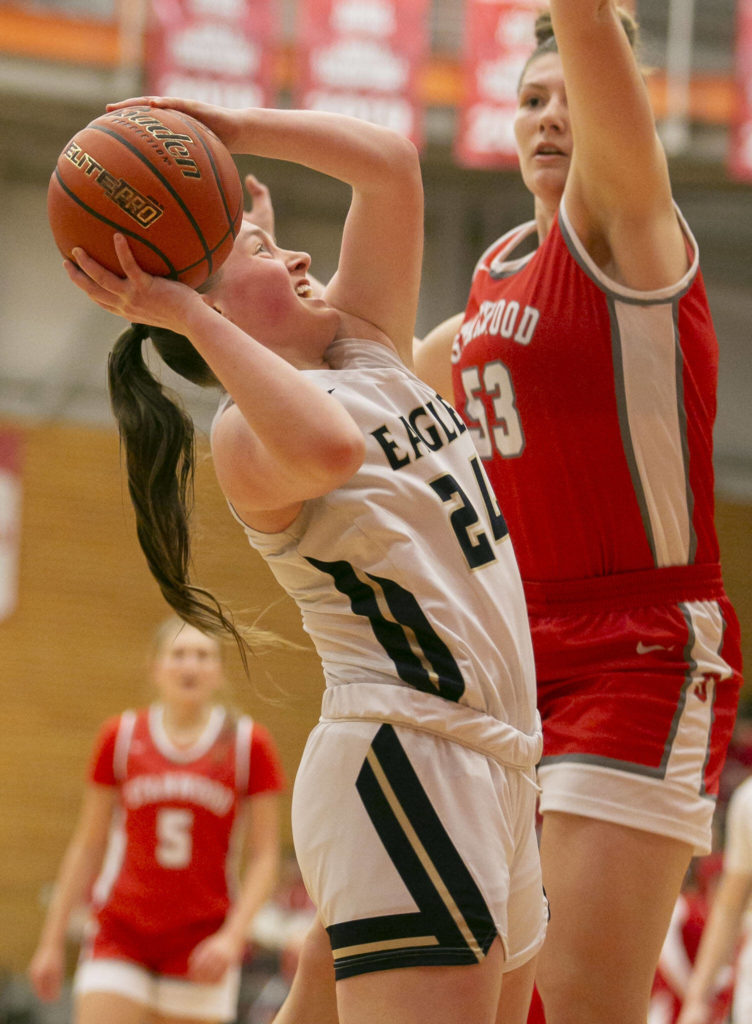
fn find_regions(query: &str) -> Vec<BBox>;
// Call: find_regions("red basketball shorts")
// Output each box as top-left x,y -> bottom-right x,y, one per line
531,592 -> 742,854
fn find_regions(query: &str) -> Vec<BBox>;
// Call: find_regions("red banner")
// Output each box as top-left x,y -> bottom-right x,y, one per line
146,0 -> 277,109
293,0 -> 431,148
729,0 -> 752,181
454,0 -> 541,169
0,430 -> 22,623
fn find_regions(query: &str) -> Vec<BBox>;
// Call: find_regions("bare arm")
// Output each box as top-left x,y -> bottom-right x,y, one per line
413,313 -> 464,399
109,99 -> 423,363
69,238 -> 366,531
677,871 -> 752,1024
188,792 -> 281,984
657,897 -> 693,997
28,784 -> 117,1002
551,0 -> 687,289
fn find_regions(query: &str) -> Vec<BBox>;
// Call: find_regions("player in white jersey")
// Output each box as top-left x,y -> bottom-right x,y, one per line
63,97 -> 546,1024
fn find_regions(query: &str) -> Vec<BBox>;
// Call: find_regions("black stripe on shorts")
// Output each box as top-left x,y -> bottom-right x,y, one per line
327,723 -> 497,979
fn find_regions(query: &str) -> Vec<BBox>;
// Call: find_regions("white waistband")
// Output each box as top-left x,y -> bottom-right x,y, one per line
320,683 -> 542,772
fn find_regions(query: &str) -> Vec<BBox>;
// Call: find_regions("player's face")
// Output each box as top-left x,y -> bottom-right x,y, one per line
513,52 -> 572,206
202,222 -> 339,361
153,624 -> 224,707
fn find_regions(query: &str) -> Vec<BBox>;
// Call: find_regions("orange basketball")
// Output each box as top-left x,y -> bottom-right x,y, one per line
47,106 -> 244,289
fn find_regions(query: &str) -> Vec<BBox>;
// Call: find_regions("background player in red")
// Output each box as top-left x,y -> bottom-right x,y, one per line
28,615 -> 285,1024
415,4 -> 743,1024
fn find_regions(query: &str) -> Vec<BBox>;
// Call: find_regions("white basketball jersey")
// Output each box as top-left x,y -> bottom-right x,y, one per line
229,339 -> 537,737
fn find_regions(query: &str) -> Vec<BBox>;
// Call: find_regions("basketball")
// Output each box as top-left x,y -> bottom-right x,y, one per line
47,105 -> 244,289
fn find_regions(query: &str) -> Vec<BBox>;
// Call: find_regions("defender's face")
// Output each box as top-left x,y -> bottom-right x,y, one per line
513,52 -> 572,205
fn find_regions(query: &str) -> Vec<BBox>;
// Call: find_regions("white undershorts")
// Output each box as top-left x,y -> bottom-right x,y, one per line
73,958 -> 241,1021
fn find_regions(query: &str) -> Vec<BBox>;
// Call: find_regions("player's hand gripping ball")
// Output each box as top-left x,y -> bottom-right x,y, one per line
47,106 -> 244,288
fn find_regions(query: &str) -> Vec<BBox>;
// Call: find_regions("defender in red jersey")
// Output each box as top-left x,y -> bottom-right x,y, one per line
29,617 -> 285,1024
416,5 -> 743,1024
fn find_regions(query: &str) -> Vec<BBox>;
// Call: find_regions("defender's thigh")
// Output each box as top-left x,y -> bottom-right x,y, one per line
537,812 -> 692,1024
74,959 -> 154,1010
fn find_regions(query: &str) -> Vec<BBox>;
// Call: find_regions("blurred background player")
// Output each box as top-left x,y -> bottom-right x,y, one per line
28,615 -> 285,1024
649,856 -> 732,1024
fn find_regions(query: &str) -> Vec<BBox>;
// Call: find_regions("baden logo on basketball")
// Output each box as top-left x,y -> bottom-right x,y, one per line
114,108 -> 203,178
47,105 -> 244,288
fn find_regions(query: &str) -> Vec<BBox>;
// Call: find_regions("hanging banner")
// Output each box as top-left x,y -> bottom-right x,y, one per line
0,430 -> 22,623
729,0 -> 752,182
293,0 -> 431,148
146,0 -> 277,109
454,0 -> 541,169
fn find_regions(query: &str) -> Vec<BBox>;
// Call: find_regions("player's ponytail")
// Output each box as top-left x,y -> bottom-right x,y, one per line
107,323 -> 249,670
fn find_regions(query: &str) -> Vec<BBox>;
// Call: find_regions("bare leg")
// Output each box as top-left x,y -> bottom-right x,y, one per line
155,1015 -> 221,1024
336,936 -> 505,1024
156,1017 -> 220,1024
272,920 -> 536,1024
496,955 -> 538,1024
536,812 -> 693,1024
76,991 -> 149,1024
273,918 -> 338,1024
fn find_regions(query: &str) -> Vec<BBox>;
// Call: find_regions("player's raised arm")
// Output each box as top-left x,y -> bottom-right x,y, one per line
549,1 -> 688,289
107,98 -> 424,365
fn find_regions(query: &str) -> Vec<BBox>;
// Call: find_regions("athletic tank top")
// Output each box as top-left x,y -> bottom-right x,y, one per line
221,338 -> 537,738
452,201 -> 722,592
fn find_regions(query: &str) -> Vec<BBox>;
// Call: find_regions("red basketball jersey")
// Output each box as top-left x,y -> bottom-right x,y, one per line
89,705 -> 285,934
451,204 -> 722,590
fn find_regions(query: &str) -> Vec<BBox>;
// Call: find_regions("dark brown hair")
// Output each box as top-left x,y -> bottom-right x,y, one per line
519,6 -> 639,89
108,322 -> 249,669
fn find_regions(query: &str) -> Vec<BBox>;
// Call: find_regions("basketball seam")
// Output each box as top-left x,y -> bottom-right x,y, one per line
91,122 -> 214,265
171,112 -> 239,236
172,215 -> 243,277
51,169 -> 178,276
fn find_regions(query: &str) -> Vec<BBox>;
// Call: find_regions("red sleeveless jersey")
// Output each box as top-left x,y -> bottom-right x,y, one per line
88,705 -> 284,934
451,203 -> 722,590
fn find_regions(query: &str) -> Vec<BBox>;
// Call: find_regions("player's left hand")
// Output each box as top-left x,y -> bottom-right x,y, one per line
67,234 -> 205,336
